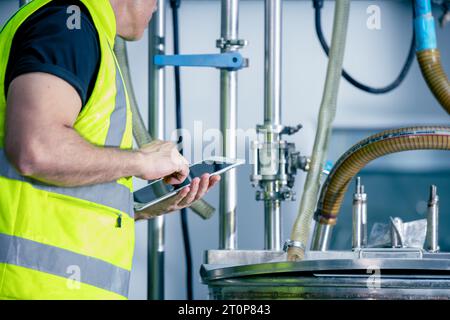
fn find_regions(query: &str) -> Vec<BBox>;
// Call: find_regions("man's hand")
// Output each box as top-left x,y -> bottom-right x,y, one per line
135,173 -> 221,220
135,140 -> 189,184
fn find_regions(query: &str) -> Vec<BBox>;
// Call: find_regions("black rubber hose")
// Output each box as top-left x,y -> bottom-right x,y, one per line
313,0 -> 416,94
170,0 -> 193,301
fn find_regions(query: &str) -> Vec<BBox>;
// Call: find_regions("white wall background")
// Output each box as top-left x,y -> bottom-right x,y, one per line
1,0 -> 450,300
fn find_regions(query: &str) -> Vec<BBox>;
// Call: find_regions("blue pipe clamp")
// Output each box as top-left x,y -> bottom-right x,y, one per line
154,52 -> 247,71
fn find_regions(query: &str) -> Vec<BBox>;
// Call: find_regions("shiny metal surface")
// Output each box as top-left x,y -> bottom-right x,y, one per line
264,0 -> 282,126
391,217 -> 404,248
352,177 -> 367,249
219,0 -> 240,250
148,0 -> 166,300
202,255 -> 450,299
205,276 -> 450,300
205,250 -> 286,265
426,185 -> 440,252
202,257 -> 450,281
311,222 -> 333,251
264,183 -> 281,250
261,0 -> 283,251
204,248 -> 450,266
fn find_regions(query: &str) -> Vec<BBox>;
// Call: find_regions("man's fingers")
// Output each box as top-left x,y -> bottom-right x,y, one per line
163,162 -> 189,185
177,164 -> 189,181
178,177 -> 200,207
194,174 -> 210,201
169,186 -> 190,210
164,173 -> 185,185
208,175 -> 221,189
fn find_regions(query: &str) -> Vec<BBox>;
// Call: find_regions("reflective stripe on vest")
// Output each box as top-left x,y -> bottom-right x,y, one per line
0,149 -> 134,217
0,233 -> 130,297
105,61 -> 128,147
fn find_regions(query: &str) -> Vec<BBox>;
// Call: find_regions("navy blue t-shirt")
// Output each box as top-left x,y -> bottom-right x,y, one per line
5,0 -> 100,107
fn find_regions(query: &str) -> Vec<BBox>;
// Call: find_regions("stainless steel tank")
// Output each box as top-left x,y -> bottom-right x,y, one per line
201,249 -> 450,300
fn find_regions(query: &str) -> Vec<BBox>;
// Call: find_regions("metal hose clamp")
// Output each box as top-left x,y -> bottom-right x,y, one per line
283,240 -> 306,252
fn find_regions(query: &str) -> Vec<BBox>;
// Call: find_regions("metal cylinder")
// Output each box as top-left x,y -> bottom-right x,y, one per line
264,183 -> 281,250
390,217 -> 403,248
251,141 -> 259,178
352,177 -> 367,250
219,0 -> 239,250
264,0 -> 282,127
310,222 -> 333,251
426,185 -> 440,252
262,0 -> 283,251
148,0 -> 166,300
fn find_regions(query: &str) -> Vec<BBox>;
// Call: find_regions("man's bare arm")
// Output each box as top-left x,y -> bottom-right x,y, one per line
5,73 -> 188,187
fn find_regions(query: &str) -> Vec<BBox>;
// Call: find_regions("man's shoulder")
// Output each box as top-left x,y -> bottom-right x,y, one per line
5,0 -> 101,107
25,0 -> 96,33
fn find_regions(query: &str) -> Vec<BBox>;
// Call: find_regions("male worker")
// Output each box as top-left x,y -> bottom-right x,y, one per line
0,0 -> 220,299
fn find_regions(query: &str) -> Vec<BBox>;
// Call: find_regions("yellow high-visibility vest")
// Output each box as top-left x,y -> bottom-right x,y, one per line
0,0 -> 134,299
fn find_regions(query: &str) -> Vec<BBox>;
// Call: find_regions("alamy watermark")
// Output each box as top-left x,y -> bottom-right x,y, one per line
66,264 -> 81,290
366,265 -> 381,291
169,121 -> 258,165
66,5 -> 81,30
367,5 -> 382,30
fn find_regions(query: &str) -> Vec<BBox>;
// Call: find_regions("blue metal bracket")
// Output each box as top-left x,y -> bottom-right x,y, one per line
154,52 -> 248,71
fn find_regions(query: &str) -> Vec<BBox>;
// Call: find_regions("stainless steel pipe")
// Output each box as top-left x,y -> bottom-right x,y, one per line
264,183 -> 281,250
219,0 -> 239,250
263,0 -> 283,251
352,177 -> 367,250
264,0 -> 282,127
148,0 -> 166,300
426,185 -> 440,252
310,221 -> 333,251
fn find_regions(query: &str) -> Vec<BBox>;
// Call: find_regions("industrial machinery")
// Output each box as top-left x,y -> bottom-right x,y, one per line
20,0 -> 450,300
9,0 -> 450,301
200,0 -> 450,300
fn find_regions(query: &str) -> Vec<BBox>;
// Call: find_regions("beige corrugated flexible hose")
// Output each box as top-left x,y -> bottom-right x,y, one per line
287,0 -> 350,261
114,37 -> 215,219
315,126 -> 450,226
417,49 -> 450,113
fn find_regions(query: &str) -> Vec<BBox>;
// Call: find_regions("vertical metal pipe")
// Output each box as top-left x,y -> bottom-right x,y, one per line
311,222 -> 333,251
219,0 -> 239,250
264,183 -> 281,250
263,0 -> 282,251
426,185 -> 440,252
352,177 -> 367,250
264,0 -> 282,127
148,0 -> 166,300
390,217 -> 403,248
